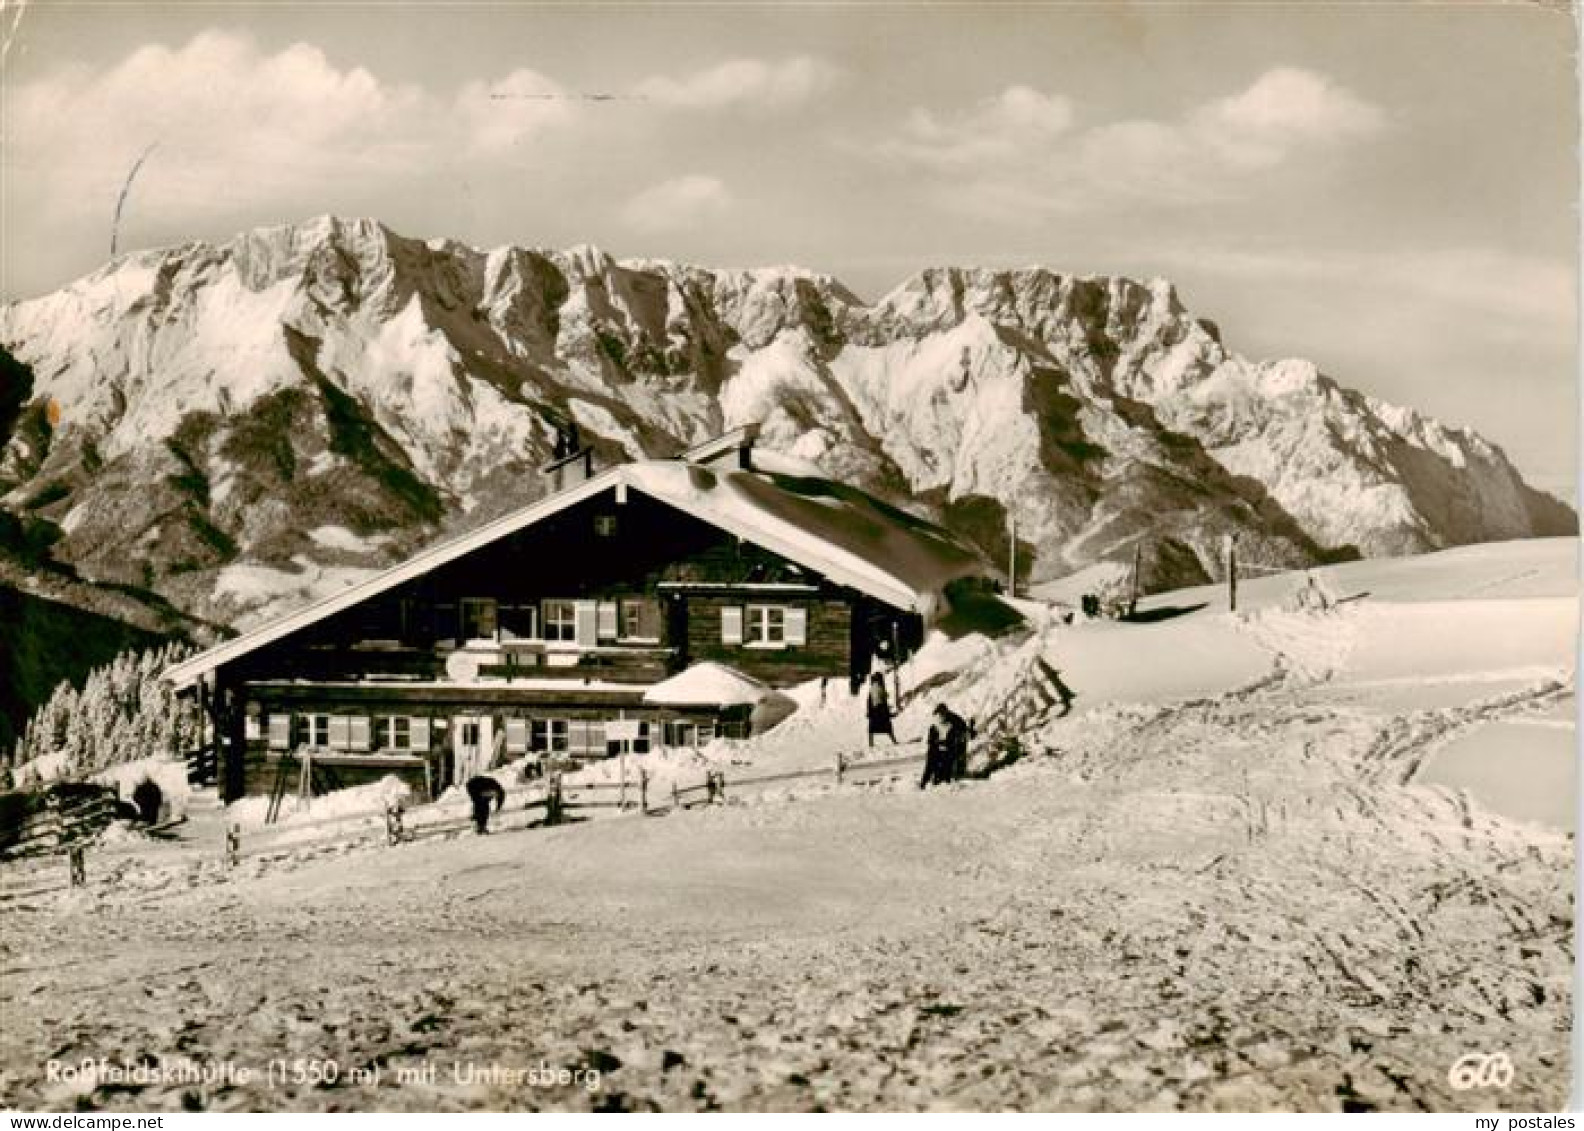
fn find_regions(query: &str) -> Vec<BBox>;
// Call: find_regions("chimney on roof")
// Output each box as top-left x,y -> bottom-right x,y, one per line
681,422 -> 761,471
542,420 -> 594,492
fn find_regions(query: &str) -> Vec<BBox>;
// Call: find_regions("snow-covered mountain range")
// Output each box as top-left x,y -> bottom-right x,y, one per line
0,216 -> 1571,628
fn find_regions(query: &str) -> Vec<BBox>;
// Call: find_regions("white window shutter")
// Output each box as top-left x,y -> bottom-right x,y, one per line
268,713 -> 291,750
597,601 -> 619,641
350,716 -> 372,752
574,600 -> 599,647
785,607 -> 808,646
410,717 -> 431,752
505,718 -> 528,754
328,716 -> 351,749
721,605 -> 743,645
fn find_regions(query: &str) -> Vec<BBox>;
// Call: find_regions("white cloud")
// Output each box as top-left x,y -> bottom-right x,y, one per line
1190,67 -> 1386,171
876,67 -> 1387,215
620,174 -> 732,233
887,86 -> 1074,169
635,55 -> 839,112
6,31 -> 575,224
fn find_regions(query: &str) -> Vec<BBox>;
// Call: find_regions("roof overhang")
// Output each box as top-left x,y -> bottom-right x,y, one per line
165,461 -> 956,691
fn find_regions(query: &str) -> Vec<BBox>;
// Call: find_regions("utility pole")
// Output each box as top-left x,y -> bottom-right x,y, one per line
1129,542 -> 1142,616
1224,533 -> 1239,613
1008,510 -> 1018,600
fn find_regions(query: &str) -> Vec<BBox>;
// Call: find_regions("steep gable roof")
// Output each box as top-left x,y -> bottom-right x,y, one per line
165,458 -> 984,689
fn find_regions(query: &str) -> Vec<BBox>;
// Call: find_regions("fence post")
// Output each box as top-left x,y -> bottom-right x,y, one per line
714,770 -> 726,804
225,824 -> 240,868
385,804 -> 404,846
640,768 -> 649,815
836,752 -> 846,784
68,845 -> 85,888
671,781 -> 681,812
546,774 -> 563,826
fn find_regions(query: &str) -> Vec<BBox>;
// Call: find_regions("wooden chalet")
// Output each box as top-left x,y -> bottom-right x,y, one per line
165,425 -> 991,803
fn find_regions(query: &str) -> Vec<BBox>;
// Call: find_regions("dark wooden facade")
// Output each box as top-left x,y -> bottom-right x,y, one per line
202,485 -> 923,802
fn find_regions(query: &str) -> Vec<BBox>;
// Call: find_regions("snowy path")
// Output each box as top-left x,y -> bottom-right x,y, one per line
1,665 -> 1570,1112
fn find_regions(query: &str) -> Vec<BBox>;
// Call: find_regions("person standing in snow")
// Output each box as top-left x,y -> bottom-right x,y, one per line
866,672 -> 898,747
1295,573 -> 1333,613
921,703 -> 969,788
466,775 -> 505,835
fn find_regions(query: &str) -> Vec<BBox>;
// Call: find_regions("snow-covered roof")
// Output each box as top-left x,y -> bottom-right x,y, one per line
624,462 -> 981,615
642,662 -> 769,708
165,453 -> 986,689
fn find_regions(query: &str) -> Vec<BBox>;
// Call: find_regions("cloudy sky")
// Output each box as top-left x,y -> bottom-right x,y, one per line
1,2 -> 1576,496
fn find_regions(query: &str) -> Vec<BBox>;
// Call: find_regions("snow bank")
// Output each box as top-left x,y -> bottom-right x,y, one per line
1340,598 -> 1574,686
93,757 -> 192,820
1143,537 -> 1578,617
643,662 -> 770,707
1029,614 -> 1272,711
226,774 -> 412,831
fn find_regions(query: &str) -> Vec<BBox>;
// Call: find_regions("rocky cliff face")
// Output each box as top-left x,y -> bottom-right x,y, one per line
0,216 -> 1570,627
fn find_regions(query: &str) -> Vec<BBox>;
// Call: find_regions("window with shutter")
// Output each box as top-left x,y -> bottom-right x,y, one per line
596,601 -> 619,641
542,600 -> 577,641
531,719 -> 569,752
268,713 -> 291,751
378,716 -> 411,750
785,606 -> 808,646
409,717 -> 431,752
745,605 -> 789,647
721,605 -> 743,645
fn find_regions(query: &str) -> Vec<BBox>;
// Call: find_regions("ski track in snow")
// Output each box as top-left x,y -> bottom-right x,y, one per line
0,572 -> 1574,1112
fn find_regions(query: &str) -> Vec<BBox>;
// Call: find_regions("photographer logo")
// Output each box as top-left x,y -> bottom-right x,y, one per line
1447,1051 -> 1513,1091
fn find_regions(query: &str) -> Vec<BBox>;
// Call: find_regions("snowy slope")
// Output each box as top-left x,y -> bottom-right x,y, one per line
0,539 -> 1572,1112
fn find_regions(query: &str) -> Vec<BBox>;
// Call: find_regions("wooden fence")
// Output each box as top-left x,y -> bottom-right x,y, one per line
0,848 -> 88,901
0,791 -> 117,861
184,744 -> 218,787
2,745 -> 937,900
0,788 -> 115,900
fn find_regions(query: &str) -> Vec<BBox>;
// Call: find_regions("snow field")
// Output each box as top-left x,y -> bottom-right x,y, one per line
0,539 -> 1574,1111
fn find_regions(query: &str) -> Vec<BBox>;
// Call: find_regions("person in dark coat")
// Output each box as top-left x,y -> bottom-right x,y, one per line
131,778 -> 163,825
866,672 -> 897,746
921,703 -> 970,788
466,775 -> 506,835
